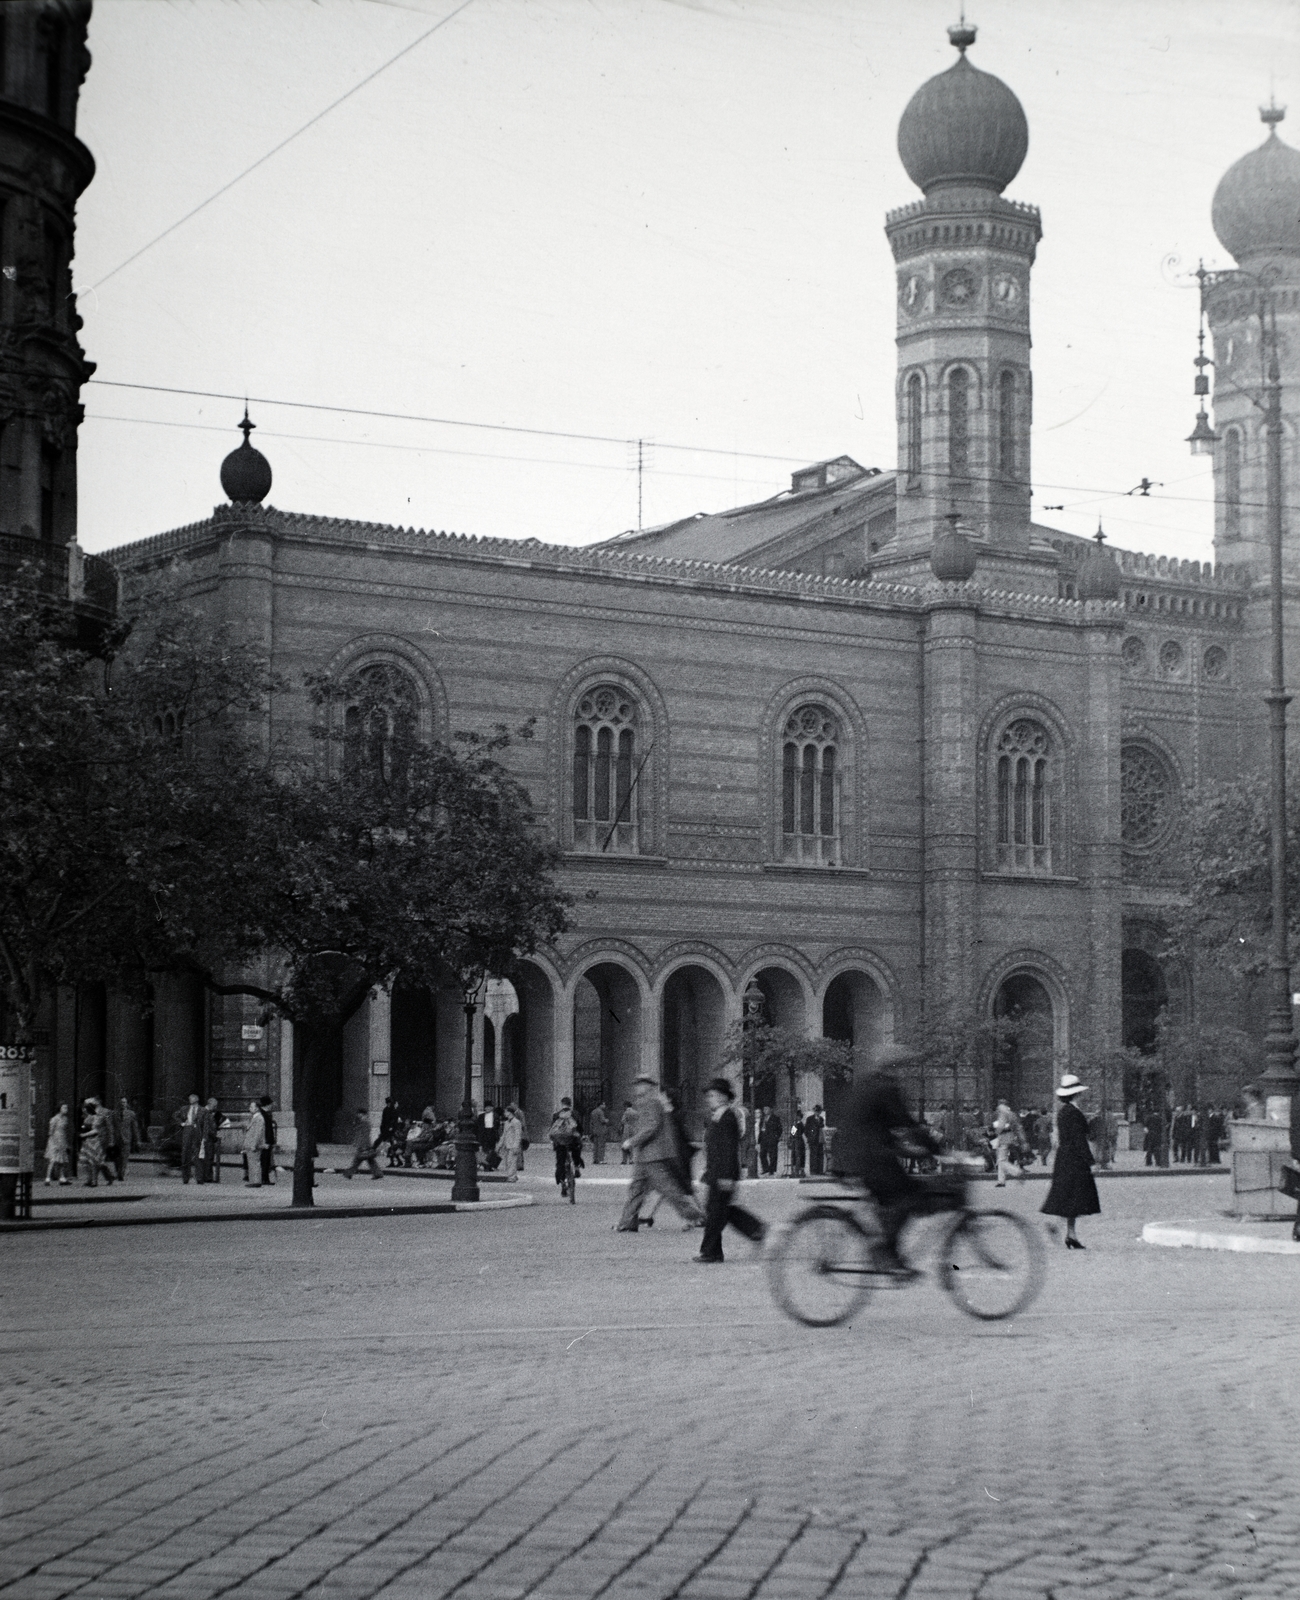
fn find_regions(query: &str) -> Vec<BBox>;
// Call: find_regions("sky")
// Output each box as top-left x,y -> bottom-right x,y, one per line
71,0 -> 1299,560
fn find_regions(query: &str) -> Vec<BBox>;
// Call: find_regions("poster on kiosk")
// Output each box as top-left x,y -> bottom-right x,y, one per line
0,1046 -> 36,1175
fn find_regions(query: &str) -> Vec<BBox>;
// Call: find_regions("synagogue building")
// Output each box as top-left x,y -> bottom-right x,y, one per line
14,17 -> 1300,1144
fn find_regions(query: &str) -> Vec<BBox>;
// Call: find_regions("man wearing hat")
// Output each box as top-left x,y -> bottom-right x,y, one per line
615,1075 -> 703,1232
695,1077 -> 766,1263
1041,1075 -> 1101,1248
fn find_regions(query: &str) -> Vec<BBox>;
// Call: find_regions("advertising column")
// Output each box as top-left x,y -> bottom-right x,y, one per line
0,1044 -> 36,1219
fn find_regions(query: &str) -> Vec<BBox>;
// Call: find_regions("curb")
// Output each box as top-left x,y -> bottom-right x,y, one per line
1141,1219 -> 1300,1255
0,1193 -> 535,1234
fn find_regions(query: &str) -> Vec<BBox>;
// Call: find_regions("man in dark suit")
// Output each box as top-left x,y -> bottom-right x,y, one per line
695,1078 -> 766,1264
258,1097 -> 277,1185
805,1106 -> 826,1176
758,1107 -> 781,1175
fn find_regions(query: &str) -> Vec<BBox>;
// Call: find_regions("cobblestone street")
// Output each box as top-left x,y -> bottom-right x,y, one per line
4,1173 -> 1297,1600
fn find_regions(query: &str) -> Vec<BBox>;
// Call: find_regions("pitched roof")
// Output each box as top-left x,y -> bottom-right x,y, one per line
598,461 -> 895,566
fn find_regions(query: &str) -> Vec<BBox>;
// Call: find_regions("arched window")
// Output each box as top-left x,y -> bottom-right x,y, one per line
781,705 -> 840,865
152,708 -> 185,749
994,719 -> 1056,873
1121,742 -> 1175,851
572,686 -> 639,852
342,663 -> 418,787
998,369 -> 1016,477
948,367 -> 970,482
1223,428 -> 1241,540
906,373 -> 923,483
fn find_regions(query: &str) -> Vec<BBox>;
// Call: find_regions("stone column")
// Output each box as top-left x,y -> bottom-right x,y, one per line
641,983 -> 661,1082
368,989 -> 391,1126
552,987 -> 575,1109
340,989 -> 393,1134
921,592 -> 980,1022
276,1019 -> 296,1154
470,1002 -> 485,1109
1080,610 -> 1124,1068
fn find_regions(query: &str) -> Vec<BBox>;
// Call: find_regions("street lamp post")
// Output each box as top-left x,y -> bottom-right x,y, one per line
1190,263 -> 1299,1135
742,979 -> 763,1179
451,971 -> 483,1203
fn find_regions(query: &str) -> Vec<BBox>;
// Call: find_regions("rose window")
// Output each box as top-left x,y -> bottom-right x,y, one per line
1121,636 -> 1146,672
1121,744 -> 1173,850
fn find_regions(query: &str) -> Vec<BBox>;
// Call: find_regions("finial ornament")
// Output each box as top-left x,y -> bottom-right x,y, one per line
1260,100 -> 1286,130
220,405 -> 273,504
948,11 -> 977,54
1094,521 -> 1106,546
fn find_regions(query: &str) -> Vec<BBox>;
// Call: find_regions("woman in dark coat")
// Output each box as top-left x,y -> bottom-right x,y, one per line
1042,1075 -> 1101,1249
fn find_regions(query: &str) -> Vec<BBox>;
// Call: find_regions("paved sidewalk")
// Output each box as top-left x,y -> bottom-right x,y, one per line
7,1156 -> 534,1232
1143,1216 -> 1300,1254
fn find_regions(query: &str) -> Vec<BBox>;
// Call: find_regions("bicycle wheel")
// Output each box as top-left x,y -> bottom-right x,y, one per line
767,1204 -> 875,1327
939,1208 -> 1044,1321
567,1158 -> 576,1204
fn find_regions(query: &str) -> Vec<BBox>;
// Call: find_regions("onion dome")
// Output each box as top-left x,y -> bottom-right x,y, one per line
1077,525 -> 1121,602
220,408 -> 273,504
931,513 -> 978,582
898,23 -> 1028,195
1211,105 -> 1300,267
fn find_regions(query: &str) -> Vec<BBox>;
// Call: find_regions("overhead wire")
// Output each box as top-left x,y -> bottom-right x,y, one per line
82,414 -> 784,491
85,380 -> 1253,529
83,0 -> 478,292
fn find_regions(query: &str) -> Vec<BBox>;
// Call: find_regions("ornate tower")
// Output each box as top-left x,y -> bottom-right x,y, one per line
1205,105 -> 1300,581
0,2 -> 96,572
881,22 -> 1041,579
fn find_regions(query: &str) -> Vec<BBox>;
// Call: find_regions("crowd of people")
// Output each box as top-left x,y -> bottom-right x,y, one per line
1168,1105 -> 1228,1166
43,1096 -> 143,1187
50,1069 -> 1236,1222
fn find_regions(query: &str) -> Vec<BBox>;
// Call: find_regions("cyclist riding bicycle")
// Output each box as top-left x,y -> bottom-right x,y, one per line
549,1097 -> 584,1192
831,1044 -> 943,1275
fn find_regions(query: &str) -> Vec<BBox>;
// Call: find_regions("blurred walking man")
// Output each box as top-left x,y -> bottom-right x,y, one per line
615,1076 -> 704,1232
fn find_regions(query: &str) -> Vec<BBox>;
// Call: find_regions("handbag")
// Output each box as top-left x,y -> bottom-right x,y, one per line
521,1137 -> 530,1150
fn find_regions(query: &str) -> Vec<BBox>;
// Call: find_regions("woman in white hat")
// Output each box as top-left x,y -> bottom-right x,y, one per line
1040,1075 -> 1100,1249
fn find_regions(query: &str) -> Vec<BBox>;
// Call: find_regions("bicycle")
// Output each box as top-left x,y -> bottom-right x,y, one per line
559,1145 -> 577,1203
767,1156 -> 1044,1326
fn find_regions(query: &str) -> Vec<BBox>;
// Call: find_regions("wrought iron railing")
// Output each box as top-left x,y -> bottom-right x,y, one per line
0,533 -> 117,621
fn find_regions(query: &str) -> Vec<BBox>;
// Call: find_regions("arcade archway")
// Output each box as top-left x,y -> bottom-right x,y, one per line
661,965 -> 728,1122
571,962 -> 643,1132
992,972 -> 1055,1111
821,969 -> 887,1123
1122,948 -> 1167,1054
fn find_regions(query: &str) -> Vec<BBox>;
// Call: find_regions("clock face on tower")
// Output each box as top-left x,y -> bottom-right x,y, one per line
899,273 -> 926,315
941,267 -> 977,308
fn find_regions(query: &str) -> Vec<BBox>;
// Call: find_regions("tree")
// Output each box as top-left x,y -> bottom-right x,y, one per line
1169,765 -> 1300,981
0,582 -> 286,1047
901,1006 -> 1044,1145
187,670 -> 571,1205
717,1019 -> 852,1124
1,587 -> 572,1208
